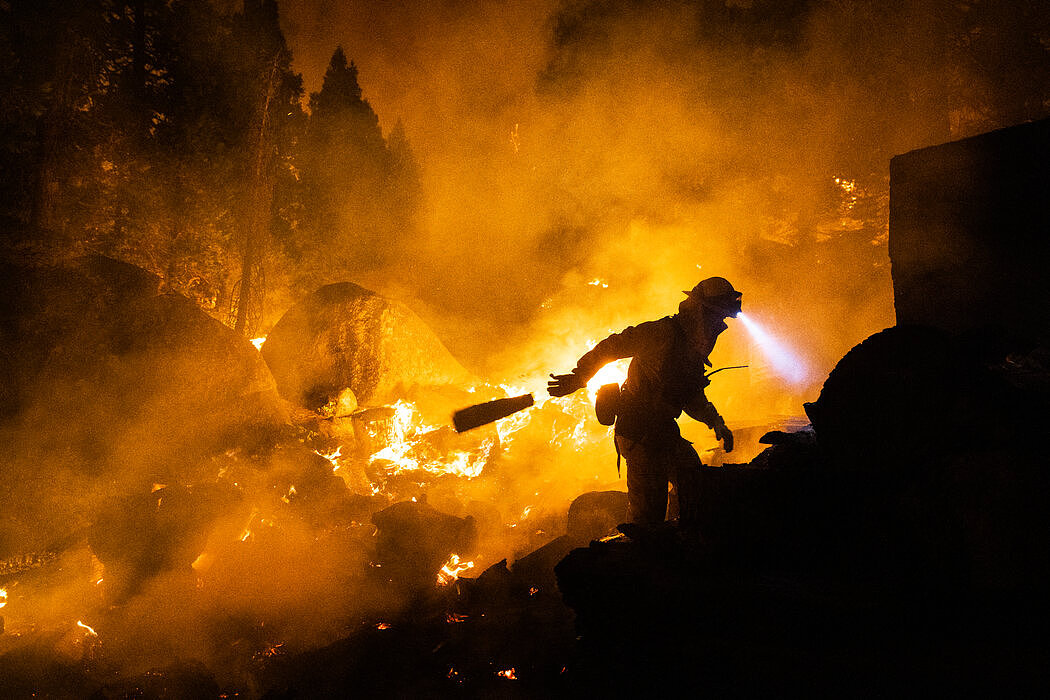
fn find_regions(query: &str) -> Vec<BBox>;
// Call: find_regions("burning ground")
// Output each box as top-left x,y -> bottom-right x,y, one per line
0,254 -> 652,695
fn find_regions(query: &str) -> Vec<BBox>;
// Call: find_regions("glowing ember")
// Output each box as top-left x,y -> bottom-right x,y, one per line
529,587 -> 539,596
280,485 -> 298,504
314,446 -> 342,471
250,336 -> 267,350
0,588 -> 7,608
376,622 -> 391,630
436,553 -> 475,586
238,508 -> 259,542
588,278 -> 609,288
76,620 -> 98,637
446,612 -> 468,623
497,668 -> 518,680
257,643 -> 285,659
737,313 -> 808,385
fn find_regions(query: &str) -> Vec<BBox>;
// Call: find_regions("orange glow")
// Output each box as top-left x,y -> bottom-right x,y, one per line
497,668 -> 518,680
191,552 -> 215,573
376,622 -> 391,630
436,553 -> 475,586
76,620 -> 98,637
0,588 -> 7,609
314,446 -> 342,471
585,358 -> 630,401
369,400 -> 491,479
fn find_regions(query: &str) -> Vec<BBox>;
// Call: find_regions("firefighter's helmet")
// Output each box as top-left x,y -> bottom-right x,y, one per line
683,277 -> 742,317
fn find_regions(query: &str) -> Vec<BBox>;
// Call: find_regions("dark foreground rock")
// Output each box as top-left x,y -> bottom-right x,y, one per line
556,325 -> 1050,696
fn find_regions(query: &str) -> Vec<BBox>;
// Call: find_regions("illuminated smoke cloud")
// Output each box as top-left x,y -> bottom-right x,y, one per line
737,312 -> 808,386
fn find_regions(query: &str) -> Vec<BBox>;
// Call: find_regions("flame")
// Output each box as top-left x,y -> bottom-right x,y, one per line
497,668 -> 518,680
0,588 -> 7,609
250,336 -> 267,350
76,620 -> 98,637
369,400 -> 491,479
587,278 -> 609,288
436,553 -> 475,586
446,612 -> 468,623
314,446 -> 342,471
585,358 -> 630,400
376,622 -> 392,630
280,485 -> 297,504
238,507 -> 259,542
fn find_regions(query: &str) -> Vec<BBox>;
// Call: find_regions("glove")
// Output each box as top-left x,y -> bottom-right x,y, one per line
547,371 -> 584,397
713,421 -> 734,453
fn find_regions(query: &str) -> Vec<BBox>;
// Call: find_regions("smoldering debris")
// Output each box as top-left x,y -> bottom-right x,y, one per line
0,255 -> 620,695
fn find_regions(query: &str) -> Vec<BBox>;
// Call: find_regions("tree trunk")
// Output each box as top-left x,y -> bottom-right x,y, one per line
234,55 -> 280,334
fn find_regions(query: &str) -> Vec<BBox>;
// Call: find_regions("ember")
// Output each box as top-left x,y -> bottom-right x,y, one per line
76,620 -> 98,637
437,554 -> 475,586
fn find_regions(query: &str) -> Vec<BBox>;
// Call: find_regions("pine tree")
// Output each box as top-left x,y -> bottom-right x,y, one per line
293,46 -> 400,290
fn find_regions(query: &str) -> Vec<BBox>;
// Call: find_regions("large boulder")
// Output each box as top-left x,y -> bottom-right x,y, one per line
0,256 -> 286,557
260,282 -> 472,409
803,325 -> 977,475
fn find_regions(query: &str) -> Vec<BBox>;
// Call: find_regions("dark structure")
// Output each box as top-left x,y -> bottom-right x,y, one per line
889,117 -> 1050,351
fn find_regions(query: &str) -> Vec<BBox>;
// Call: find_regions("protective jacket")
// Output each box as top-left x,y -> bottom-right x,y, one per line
573,314 -> 726,445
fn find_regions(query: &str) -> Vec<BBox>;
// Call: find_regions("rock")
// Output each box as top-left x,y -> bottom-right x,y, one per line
566,491 -> 628,544
889,117 -> 1050,351
260,282 -> 472,409
803,325 -> 976,475
370,500 -> 476,591
88,483 -> 239,602
0,256 -> 286,558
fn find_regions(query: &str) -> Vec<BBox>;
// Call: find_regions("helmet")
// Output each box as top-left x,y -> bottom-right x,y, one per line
683,276 -> 742,317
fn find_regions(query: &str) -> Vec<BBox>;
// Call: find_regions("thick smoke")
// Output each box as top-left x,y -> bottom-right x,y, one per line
4,0 -> 1047,692
275,0 -> 1010,409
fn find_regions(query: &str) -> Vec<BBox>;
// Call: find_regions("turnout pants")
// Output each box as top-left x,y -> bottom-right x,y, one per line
614,433 -> 703,527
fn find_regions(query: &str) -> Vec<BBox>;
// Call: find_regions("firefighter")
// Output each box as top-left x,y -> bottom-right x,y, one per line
547,277 -> 741,527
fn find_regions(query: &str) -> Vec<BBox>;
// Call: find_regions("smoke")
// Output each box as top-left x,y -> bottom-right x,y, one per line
5,0 -> 1048,691
273,0 -> 1012,411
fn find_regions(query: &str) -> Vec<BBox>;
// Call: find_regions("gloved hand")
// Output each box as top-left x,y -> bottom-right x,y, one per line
713,421 -> 734,452
547,371 -> 584,397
